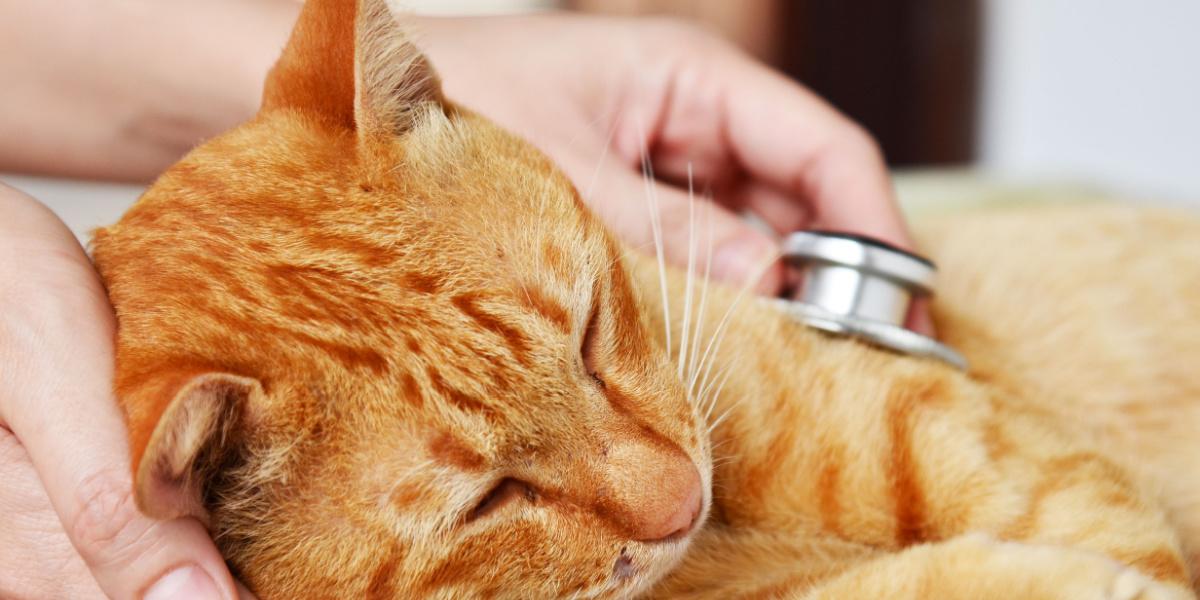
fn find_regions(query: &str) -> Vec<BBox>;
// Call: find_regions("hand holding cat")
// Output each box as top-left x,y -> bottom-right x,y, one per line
0,185 -> 251,600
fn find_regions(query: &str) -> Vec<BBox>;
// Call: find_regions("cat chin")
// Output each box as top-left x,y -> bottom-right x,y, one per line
624,536 -> 700,598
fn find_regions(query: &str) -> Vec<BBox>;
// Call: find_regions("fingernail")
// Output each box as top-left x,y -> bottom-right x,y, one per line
145,565 -> 221,600
711,236 -> 773,287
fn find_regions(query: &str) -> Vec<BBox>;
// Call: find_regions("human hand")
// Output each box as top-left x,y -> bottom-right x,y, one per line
0,3 -> 930,332
416,14 -> 932,333
0,184 -> 254,599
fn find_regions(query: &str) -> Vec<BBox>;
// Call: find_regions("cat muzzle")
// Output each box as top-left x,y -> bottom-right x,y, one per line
775,231 -> 968,370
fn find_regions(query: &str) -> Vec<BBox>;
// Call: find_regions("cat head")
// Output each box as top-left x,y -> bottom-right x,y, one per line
91,0 -> 710,597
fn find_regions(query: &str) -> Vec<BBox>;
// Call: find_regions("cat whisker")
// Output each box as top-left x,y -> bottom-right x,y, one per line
582,114 -> 620,204
677,163 -> 699,381
628,115 -> 676,360
707,406 -> 737,437
708,479 -> 733,495
706,367 -> 741,435
632,114 -> 673,360
691,250 -> 781,414
692,361 -> 724,418
698,360 -> 728,411
709,437 -> 734,452
708,444 -> 738,469
701,363 -> 735,423
709,455 -> 740,470
685,195 -> 715,399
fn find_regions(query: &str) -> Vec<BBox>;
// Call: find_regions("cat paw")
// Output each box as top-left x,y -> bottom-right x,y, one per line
953,534 -> 1192,600
1109,567 -> 1193,600
1110,568 -> 1164,600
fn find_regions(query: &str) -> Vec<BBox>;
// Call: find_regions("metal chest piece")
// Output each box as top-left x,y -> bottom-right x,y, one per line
775,230 -> 968,370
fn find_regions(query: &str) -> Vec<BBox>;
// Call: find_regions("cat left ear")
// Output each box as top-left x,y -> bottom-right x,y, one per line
129,372 -> 261,522
353,0 -> 445,139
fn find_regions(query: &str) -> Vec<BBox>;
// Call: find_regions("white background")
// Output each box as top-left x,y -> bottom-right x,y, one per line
979,0 -> 1200,201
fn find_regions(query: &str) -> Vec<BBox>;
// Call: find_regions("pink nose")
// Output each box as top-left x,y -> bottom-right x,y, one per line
639,465 -> 703,541
625,459 -> 702,542
597,439 -> 705,542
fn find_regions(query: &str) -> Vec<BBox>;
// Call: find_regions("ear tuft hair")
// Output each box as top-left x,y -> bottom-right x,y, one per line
355,0 -> 444,138
133,372 -> 261,521
260,0 -> 444,137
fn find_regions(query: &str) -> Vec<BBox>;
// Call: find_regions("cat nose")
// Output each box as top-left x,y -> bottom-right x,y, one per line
601,439 -> 703,542
637,464 -> 702,542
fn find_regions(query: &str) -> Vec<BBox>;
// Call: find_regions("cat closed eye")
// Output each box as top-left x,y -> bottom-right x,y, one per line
468,478 -> 535,523
581,304 -> 604,387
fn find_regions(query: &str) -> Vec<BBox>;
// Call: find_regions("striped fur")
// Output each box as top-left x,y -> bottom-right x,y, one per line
636,207 -> 1200,598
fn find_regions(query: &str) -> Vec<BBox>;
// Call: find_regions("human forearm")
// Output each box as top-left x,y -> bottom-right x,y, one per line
0,0 -> 299,181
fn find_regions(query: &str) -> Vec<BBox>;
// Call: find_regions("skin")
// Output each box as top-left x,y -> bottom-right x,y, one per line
0,2 -> 925,598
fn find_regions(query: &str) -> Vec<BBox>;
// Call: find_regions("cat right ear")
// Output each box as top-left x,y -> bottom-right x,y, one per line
125,371 -> 261,522
261,0 -> 359,129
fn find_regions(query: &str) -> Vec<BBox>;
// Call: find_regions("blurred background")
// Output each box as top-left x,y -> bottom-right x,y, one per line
7,0 -> 1198,239
416,0 -> 1200,202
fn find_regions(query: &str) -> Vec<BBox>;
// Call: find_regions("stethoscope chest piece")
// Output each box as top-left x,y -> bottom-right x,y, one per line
776,230 -> 968,370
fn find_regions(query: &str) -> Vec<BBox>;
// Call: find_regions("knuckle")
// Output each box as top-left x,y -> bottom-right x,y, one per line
69,469 -> 148,565
839,121 -> 885,159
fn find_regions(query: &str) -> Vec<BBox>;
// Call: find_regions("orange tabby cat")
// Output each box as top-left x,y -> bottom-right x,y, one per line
90,0 -> 1200,597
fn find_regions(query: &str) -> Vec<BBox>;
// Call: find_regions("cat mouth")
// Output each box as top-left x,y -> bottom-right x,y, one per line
612,495 -> 709,595
613,548 -> 637,580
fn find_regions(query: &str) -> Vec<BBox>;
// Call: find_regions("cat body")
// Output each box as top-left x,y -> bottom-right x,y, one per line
639,205 -> 1200,598
90,0 -> 1199,597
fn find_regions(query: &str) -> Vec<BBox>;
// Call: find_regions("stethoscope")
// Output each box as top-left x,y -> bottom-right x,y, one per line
775,230 -> 968,370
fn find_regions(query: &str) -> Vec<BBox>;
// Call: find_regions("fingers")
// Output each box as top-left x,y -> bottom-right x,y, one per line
578,161 -> 784,294
628,25 -> 913,250
0,186 -> 240,600
729,178 -> 812,236
717,52 -> 914,248
618,28 -> 935,332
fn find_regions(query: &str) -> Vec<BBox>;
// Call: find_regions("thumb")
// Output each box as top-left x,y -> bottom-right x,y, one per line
0,188 -> 241,600
52,467 -> 239,600
588,166 -> 784,295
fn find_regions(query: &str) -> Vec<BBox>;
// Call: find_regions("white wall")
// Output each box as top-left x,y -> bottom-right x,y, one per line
979,0 -> 1200,201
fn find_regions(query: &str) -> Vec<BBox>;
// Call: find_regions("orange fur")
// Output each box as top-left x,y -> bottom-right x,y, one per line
91,1 -> 1200,598
634,204 -> 1200,598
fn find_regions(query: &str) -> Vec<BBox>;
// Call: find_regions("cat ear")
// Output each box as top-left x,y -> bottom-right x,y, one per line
260,0 -> 444,136
128,372 -> 261,521
261,0 -> 358,129
353,0 -> 445,139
